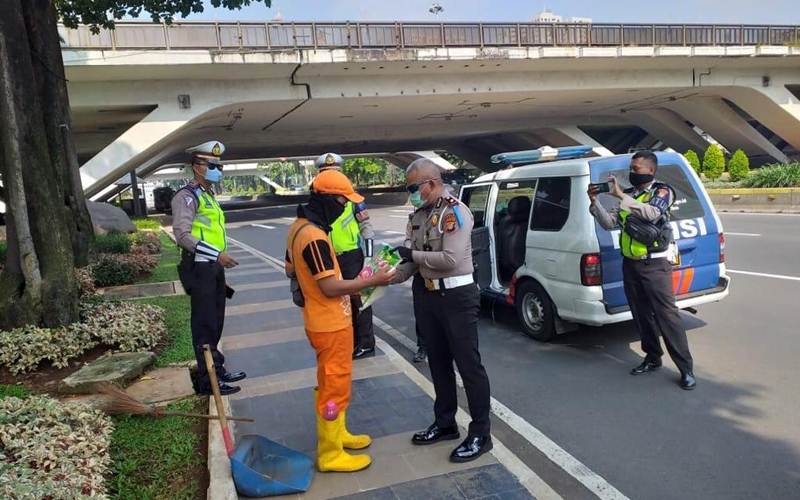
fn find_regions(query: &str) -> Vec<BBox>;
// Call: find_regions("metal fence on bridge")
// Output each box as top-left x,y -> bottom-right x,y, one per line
59,21 -> 800,51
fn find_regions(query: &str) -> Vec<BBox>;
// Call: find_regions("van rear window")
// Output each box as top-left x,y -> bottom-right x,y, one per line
597,164 -> 705,221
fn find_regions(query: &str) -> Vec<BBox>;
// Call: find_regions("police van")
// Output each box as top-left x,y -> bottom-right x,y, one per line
461,146 -> 730,341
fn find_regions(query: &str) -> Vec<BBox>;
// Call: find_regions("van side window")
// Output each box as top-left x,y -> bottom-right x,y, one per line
494,181 -> 536,221
530,177 -> 571,231
461,185 -> 492,228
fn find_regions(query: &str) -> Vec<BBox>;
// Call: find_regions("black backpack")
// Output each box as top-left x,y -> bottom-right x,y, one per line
286,222 -> 316,307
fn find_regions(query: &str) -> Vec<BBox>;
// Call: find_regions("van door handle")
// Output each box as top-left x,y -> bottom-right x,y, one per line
678,241 -> 697,251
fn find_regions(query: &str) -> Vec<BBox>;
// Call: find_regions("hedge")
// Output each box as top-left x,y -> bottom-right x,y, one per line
683,150 -> 701,173
728,150 -> 750,182
703,144 -> 726,181
741,162 -> 800,188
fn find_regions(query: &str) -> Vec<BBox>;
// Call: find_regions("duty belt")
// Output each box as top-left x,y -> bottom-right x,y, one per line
625,250 -> 669,261
424,274 -> 474,291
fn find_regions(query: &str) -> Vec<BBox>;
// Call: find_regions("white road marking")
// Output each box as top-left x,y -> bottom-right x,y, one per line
725,232 -> 761,237
384,230 -> 406,235
373,317 -> 629,500
390,209 -> 411,213
728,269 -> 800,282
252,224 -> 276,230
720,211 -> 800,217
281,217 -> 295,221
390,215 -> 410,219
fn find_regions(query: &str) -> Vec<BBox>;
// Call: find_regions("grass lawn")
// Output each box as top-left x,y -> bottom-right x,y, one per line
136,294 -> 193,368
132,217 -> 162,231
0,384 -> 30,400
139,231 -> 180,284
108,397 -> 207,500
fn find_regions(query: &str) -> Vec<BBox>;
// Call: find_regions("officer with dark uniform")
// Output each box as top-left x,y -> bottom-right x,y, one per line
172,140 -> 246,396
588,150 -> 696,390
314,153 -> 377,359
392,158 -> 492,463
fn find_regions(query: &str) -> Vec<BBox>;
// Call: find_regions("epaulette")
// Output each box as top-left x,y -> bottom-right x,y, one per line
444,195 -> 460,206
623,186 -> 636,194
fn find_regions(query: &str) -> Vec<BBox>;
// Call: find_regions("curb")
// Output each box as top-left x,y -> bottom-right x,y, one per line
207,392 -> 238,500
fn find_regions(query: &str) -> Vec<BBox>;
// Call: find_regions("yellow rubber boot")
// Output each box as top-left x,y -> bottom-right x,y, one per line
314,388 -> 372,450
341,410 -> 372,450
316,414 -> 372,472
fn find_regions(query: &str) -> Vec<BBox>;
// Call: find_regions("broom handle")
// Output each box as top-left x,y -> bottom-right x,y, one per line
204,345 -> 235,456
159,411 -> 255,423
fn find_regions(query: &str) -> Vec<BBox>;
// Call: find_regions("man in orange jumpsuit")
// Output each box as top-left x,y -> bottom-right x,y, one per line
285,170 -> 394,472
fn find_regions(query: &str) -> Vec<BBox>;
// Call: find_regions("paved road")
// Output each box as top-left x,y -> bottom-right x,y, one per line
226,205 -> 800,500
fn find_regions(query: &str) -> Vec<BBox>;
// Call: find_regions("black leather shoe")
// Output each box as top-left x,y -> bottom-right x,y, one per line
411,424 -> 460,445
413,347 -> 427,363
220,371 -> 246,383
680,372 -> 697,390
450,435 -> 493,463
630,359 -> 662,375
197,383 -> 241,396
353,346 -> 375,360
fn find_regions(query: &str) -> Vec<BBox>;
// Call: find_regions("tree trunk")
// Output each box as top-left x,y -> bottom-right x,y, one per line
0,0 -> 78,330
22,0 -> 92,267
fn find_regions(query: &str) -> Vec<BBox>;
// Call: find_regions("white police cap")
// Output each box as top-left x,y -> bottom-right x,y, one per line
186,140 -> 225,158
315,152 -> 343,169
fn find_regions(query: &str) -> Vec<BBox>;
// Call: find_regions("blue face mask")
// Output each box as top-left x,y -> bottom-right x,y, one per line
204,165 -> 223,183
409,192 -> 424,208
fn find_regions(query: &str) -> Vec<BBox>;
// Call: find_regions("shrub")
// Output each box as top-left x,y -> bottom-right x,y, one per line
131,231 -> 161,255
91,255 -> 137,287
703,144 -> 726,180
0,395 -> 113,498
683,150 -> 701,173
0,302 -> 167,374
132,217 -> 161,231
0,323 -> 97,375
741,162 -> 800,188
727,150 -> 750,182
81,301 -> 166,352
75,268 -> 97,297
93,232 -> 131,254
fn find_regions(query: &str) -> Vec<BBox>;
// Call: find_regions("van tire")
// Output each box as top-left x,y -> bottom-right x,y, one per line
514,281 -> 556,342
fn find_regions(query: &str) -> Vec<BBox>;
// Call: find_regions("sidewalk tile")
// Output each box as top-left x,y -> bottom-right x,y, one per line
226,340 -> 317,379
450,464 -> 529,499
390,474 -> 466,500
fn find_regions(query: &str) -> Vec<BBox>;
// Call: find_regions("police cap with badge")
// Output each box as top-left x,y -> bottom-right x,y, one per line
315,152 -> 343,170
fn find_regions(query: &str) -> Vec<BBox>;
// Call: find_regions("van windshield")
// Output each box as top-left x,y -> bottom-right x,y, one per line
596,164 -> 705,221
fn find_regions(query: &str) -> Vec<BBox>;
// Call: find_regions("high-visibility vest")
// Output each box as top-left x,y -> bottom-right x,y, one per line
329,201 -> 360,255
189,188 -> 227,252
619,190 -> 665,259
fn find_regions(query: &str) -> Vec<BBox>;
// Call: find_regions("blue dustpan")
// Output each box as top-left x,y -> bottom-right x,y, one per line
230,434 -> 315,497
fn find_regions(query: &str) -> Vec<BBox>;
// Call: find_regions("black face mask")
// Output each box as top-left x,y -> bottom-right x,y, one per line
306,193 -> 345,232
629,172 -> 655,187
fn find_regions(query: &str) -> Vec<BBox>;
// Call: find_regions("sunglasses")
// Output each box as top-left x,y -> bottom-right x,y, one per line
197,159 -> 223,171
406,179 -> 434,194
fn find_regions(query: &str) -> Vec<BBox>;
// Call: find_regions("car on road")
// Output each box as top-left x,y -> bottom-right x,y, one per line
461,147 -> 730,341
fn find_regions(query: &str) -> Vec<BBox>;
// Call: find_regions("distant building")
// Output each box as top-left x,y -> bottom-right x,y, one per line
531,9 -> 592,24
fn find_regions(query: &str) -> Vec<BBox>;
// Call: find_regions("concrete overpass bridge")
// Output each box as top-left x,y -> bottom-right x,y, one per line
59,21 -> 800,200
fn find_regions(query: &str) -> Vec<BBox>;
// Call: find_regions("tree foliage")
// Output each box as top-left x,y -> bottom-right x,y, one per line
702,144 -> 726,181
728,149 -> 751,182
683,150 -> 701,173
57,1 -> 271,30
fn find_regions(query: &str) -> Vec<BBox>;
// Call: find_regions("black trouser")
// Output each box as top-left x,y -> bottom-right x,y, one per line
417,283 -> 491,437
623,257 -> 694,375
178,254 -> 227,391
336,248 -> 375,350
412,274 -> 425,349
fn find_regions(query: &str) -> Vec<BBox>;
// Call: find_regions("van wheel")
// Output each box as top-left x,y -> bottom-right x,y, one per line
514,281 -> 556,342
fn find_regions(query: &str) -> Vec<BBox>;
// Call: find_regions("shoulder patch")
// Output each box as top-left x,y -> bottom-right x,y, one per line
184,195 -> 195,207
355,209 -> 369,223
444,213 -> 458,232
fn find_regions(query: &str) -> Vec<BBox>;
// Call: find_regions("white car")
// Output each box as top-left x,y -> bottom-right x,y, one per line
460,147 -> 730,341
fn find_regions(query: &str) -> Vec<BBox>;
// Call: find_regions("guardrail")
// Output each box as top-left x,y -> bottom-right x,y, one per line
59,21 -> 800,50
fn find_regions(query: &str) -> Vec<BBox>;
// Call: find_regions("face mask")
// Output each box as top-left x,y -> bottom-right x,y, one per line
629,172 -> 654,187
204,166 -> 223,183
409,192 -> 424,208
307,194 -> 346,230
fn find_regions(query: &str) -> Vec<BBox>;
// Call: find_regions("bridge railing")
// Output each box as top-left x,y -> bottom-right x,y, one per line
59,21 -> 800,50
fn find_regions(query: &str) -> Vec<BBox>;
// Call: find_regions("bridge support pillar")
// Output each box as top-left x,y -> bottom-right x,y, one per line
80,105 -> 209,199
667,97 -> 789,164
628,109 -> 710,154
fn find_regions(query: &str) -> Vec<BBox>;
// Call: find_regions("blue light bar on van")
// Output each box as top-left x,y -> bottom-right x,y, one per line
490,145 -> 594,167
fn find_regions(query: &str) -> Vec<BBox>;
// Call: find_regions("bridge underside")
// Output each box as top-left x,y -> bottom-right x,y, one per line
63,46 -> 800,199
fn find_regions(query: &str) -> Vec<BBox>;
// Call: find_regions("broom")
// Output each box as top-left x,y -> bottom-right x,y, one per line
95,382 -> 255,423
